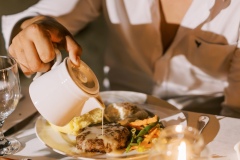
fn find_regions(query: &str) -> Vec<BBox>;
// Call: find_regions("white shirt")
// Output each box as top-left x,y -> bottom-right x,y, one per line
2,0 -> 240,111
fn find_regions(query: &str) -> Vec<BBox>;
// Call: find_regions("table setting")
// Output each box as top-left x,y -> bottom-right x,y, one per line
2,89 -> 240,160
1,54 -> 240,160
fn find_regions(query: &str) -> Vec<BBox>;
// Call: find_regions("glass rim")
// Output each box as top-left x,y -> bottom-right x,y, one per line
162,124 -> 201,134
158,124 -> 205,145
0,56 -> 18,71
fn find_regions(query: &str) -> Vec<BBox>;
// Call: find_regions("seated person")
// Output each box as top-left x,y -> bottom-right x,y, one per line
1,0 -> 240,117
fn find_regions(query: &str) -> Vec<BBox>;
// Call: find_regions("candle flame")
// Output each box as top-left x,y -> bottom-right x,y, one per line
178,141 -> 187,160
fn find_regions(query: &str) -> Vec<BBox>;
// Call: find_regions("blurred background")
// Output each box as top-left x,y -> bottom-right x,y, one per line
0,0 -> 107,90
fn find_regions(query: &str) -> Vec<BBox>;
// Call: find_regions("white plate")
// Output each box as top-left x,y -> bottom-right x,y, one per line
35,91 -> 187,159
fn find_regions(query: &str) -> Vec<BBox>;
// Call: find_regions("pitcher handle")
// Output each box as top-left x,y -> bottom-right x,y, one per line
33,47 -> 62,80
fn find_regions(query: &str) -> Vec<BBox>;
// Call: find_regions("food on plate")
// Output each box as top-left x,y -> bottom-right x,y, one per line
76,123 -> 130,153
51,102 -> 150,136
125,115 -> 163,152
104,102 -> 149,125
49,101 -> 164,154
50,108 -> 102,135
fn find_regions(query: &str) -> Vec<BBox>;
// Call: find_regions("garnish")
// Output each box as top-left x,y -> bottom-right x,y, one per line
125,115 -> 164,153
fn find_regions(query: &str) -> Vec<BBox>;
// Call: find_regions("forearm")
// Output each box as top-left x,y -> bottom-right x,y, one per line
2,12 -> 38,49
9,16 -> 65,50
2,0 -> 98,48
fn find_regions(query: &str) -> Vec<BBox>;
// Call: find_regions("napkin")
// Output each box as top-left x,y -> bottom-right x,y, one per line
234,141 -> 240,160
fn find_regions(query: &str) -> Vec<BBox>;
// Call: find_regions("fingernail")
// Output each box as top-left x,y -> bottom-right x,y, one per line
25,74 -> 32,78
75,56 -> 81,66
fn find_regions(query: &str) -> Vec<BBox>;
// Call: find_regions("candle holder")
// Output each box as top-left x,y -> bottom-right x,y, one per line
149,125 -> 210,160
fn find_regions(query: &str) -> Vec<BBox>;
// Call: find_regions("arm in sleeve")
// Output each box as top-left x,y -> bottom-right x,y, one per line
1,0 -> 102,49
221,37 -> 240,117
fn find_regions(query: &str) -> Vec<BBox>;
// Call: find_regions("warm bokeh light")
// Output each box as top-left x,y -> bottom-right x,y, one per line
178,141 -> 187,160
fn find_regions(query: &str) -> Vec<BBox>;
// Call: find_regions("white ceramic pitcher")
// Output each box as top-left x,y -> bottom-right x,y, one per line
29,48 -> 103,126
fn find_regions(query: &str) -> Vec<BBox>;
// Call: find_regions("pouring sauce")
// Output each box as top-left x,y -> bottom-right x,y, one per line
95,95 -> 105,135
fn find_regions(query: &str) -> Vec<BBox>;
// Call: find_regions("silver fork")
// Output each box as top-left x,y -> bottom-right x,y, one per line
198,115 -> 210,134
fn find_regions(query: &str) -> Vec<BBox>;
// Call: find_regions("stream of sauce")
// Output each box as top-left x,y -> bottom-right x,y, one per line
91,96 -> 129,155
95,95 -> 105,135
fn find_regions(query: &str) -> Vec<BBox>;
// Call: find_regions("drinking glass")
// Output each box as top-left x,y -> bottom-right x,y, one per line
149,125 -> 210,160
0,56 -> 21,155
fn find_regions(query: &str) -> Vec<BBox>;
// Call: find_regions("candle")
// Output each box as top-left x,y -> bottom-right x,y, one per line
178,141 -> 187,160
148,125 -> 210,160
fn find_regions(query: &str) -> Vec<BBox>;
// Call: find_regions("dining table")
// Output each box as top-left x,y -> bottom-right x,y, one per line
2,75 -> 240,160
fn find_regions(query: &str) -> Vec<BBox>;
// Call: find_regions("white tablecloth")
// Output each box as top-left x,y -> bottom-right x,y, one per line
4,112 -> 240,160
3,78 -> 240,160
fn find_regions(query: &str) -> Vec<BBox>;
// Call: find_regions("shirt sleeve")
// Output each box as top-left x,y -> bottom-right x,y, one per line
1,0 -> 102,49
223,41 -> 240,113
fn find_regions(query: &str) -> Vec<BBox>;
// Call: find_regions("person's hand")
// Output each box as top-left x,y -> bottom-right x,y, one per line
8,16 -> 82,76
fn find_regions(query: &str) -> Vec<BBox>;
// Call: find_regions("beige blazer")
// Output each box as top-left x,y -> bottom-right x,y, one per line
2,0 -> 240,110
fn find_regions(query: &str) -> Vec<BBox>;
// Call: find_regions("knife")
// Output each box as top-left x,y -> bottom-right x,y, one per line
4,112 -> 39,137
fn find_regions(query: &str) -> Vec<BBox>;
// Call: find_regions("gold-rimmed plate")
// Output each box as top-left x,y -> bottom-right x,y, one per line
35,91 -> 187,159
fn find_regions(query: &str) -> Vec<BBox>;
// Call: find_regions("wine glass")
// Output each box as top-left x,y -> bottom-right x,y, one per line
0,56 -> 21,155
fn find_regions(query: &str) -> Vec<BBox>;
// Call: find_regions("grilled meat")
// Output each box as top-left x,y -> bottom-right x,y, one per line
104,102 -> 149,125
76,123 -> 130,153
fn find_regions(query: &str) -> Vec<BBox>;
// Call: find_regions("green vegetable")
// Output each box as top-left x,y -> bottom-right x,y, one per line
125,116 -> 163,153
137,136 -> 143,145
125,128 -> 137,152
136,121 -> 158,137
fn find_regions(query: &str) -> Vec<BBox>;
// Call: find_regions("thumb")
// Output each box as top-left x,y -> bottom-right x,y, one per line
65,35 -> 82,66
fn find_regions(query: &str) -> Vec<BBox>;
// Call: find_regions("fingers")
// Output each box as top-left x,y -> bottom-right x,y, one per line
9,23 -> 55,75
24,41 -> 52,73
29,24 -> 56,63
8,16 -> 82,76
65,35 -> 82,67
8,43 -> 31,75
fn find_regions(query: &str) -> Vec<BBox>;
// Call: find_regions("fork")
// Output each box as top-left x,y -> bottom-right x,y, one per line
198,115 -> 210,134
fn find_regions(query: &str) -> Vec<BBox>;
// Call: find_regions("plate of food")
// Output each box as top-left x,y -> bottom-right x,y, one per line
35,91 -> 187,159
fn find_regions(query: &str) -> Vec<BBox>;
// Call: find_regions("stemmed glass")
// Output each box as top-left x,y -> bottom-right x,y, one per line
0,56 -> 21,155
